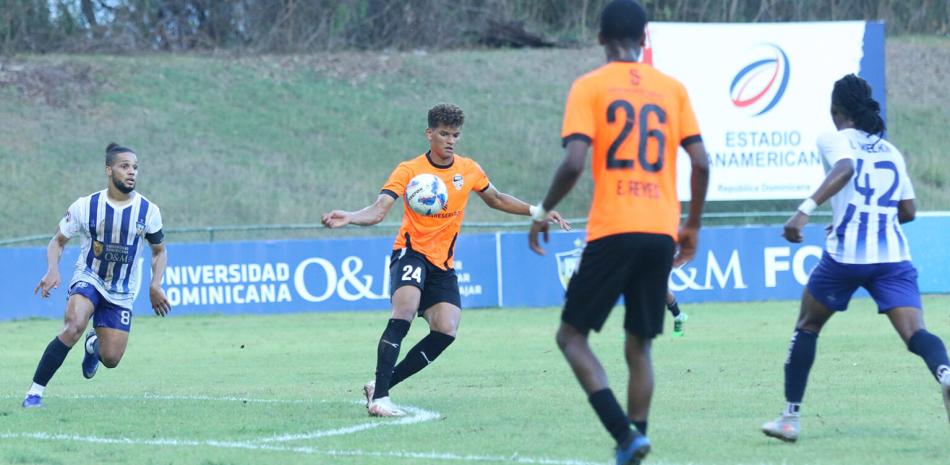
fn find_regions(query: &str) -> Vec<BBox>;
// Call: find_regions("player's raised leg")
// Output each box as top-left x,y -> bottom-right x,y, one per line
24,292 -> 95,408
763,289 -> 835,442
367,286 -> 419,417
667,291 -> 687,338
885,306 -> 950,423
389,302 -> 458,390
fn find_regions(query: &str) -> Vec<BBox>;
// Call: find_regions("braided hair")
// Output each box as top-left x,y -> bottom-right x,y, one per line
831,74 -> 885,136
105,142 -> 134,166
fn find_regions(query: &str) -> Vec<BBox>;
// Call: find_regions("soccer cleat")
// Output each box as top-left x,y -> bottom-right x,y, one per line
367,396 -> 406,417
672,312 -> 688,338
762,415 -> 800,442
22,394 -> 43,409
615,430 -> 651,465
939,368 -> 950,424
82,329 -> 100,379
363,380 -> 375,408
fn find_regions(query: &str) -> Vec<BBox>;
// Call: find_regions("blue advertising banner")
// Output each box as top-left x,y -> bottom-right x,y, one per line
1,216 -> 946,320
0,234 -> 499,319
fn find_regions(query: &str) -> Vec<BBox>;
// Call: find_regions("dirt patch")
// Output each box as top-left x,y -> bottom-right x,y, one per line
232,51 -> 405,84
0,59 -> 107,108
887,39 -> 950,109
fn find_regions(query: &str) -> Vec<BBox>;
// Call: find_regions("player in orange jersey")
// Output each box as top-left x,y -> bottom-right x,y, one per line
527,1 -> 710,463
323,103 -> 570,416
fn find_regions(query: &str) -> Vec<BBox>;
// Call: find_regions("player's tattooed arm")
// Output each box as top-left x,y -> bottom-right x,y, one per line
322,194 -> 396,228
149,242 -> 171,317
34,228 -> 70,298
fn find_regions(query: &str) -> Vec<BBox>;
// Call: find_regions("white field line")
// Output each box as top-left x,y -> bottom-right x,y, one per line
0,393 -> 320,404
252,404 -> 440,443
0,432 -> 606,465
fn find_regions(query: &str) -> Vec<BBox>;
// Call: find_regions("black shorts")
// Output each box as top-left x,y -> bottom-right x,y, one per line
561,233 -> 675,338
390,249 -> 461,315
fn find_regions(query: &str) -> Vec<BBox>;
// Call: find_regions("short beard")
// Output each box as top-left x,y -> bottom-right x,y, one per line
112,176 -> 135,194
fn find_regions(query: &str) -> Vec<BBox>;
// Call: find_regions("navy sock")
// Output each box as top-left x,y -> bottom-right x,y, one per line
907,330 -> 950,381
373,319 -> 411,399
632,420 -> 648,436
589,388 -> 633,446
667,300 -> 681,317
390,331 -> 455,388
32,337 -> 72,387
784,329 -> 818,403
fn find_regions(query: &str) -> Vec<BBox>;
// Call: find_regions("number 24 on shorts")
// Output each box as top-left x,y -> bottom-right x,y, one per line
401,265 -> 422,283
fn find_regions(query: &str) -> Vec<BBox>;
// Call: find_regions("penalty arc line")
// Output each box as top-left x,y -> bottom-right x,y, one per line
0,394 -> 604,464
0,432 -> 604,465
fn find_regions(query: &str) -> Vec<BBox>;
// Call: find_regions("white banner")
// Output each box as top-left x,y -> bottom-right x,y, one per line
645,22 -> 873,200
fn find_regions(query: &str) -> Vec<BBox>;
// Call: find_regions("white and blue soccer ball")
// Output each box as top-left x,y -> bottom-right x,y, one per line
405,173 -> 448,216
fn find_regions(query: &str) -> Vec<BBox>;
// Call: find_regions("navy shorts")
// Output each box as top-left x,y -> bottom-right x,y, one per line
806,252 -> 922,312
68,281 -> 133,332
390,249 -> 461,315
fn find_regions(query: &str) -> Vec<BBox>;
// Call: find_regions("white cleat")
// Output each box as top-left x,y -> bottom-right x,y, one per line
939,368 -> 950,424
363,380 -> 375,408
367,396 -> 406,417
762,415 -> 800,442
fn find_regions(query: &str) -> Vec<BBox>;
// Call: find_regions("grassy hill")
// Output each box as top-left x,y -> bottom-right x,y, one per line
1,36 -> 947,243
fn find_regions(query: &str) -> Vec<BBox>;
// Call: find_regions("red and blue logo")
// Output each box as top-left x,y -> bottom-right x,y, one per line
729,44 -> 790,116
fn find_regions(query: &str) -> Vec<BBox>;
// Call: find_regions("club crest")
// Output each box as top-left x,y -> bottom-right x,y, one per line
555,239 -> 586,290
92,240 -> 104,258
452,174 -> 464,191
136,219 -> 147,237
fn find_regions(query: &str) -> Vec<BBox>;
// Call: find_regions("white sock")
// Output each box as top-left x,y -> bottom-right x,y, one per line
784,402 -> 801,417
938,365 -> 950,384
26,382 -> 45,397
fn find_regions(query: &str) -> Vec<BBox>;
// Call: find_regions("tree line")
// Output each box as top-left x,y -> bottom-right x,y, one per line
1,0 -> 947,53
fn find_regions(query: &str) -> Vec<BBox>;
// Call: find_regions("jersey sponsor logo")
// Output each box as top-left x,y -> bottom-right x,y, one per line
729,44 -> 790,117
102,243 -> 135,264
452,174 -> 464,191
555,239 -> 585,290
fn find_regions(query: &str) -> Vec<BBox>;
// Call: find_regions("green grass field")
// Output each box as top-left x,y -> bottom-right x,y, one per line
1,36 -> 949,243
2,296 -> 948,465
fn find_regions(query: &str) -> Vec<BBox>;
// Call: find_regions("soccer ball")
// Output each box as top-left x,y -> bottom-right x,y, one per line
405,173 -> 448,216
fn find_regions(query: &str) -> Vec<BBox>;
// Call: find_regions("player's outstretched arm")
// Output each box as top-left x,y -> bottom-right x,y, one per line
527,139 -> 588,255
476,186 -> 571,231
322,194 -> 395,229
783,158 -> 854,243
676,141 -> 710,267
149,242 -> 171,317
34,229 -> 70,299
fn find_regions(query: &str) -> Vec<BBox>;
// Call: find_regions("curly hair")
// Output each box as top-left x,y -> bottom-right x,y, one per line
427,103 -> 465,129
832,74 -> 885,136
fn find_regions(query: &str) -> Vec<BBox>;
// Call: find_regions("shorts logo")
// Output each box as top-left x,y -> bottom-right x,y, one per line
729,43 -> 790,117
555,239 -> 585,290
92,240 -> 104,258
452,174 -> 464,191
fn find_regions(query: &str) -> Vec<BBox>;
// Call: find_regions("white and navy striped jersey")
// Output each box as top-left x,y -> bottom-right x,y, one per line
59,191 -> 163,309
818,129 -> 914,264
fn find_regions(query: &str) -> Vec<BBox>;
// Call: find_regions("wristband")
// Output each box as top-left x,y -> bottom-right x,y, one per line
529,204 -> 548,222
797,198 -> 817,215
